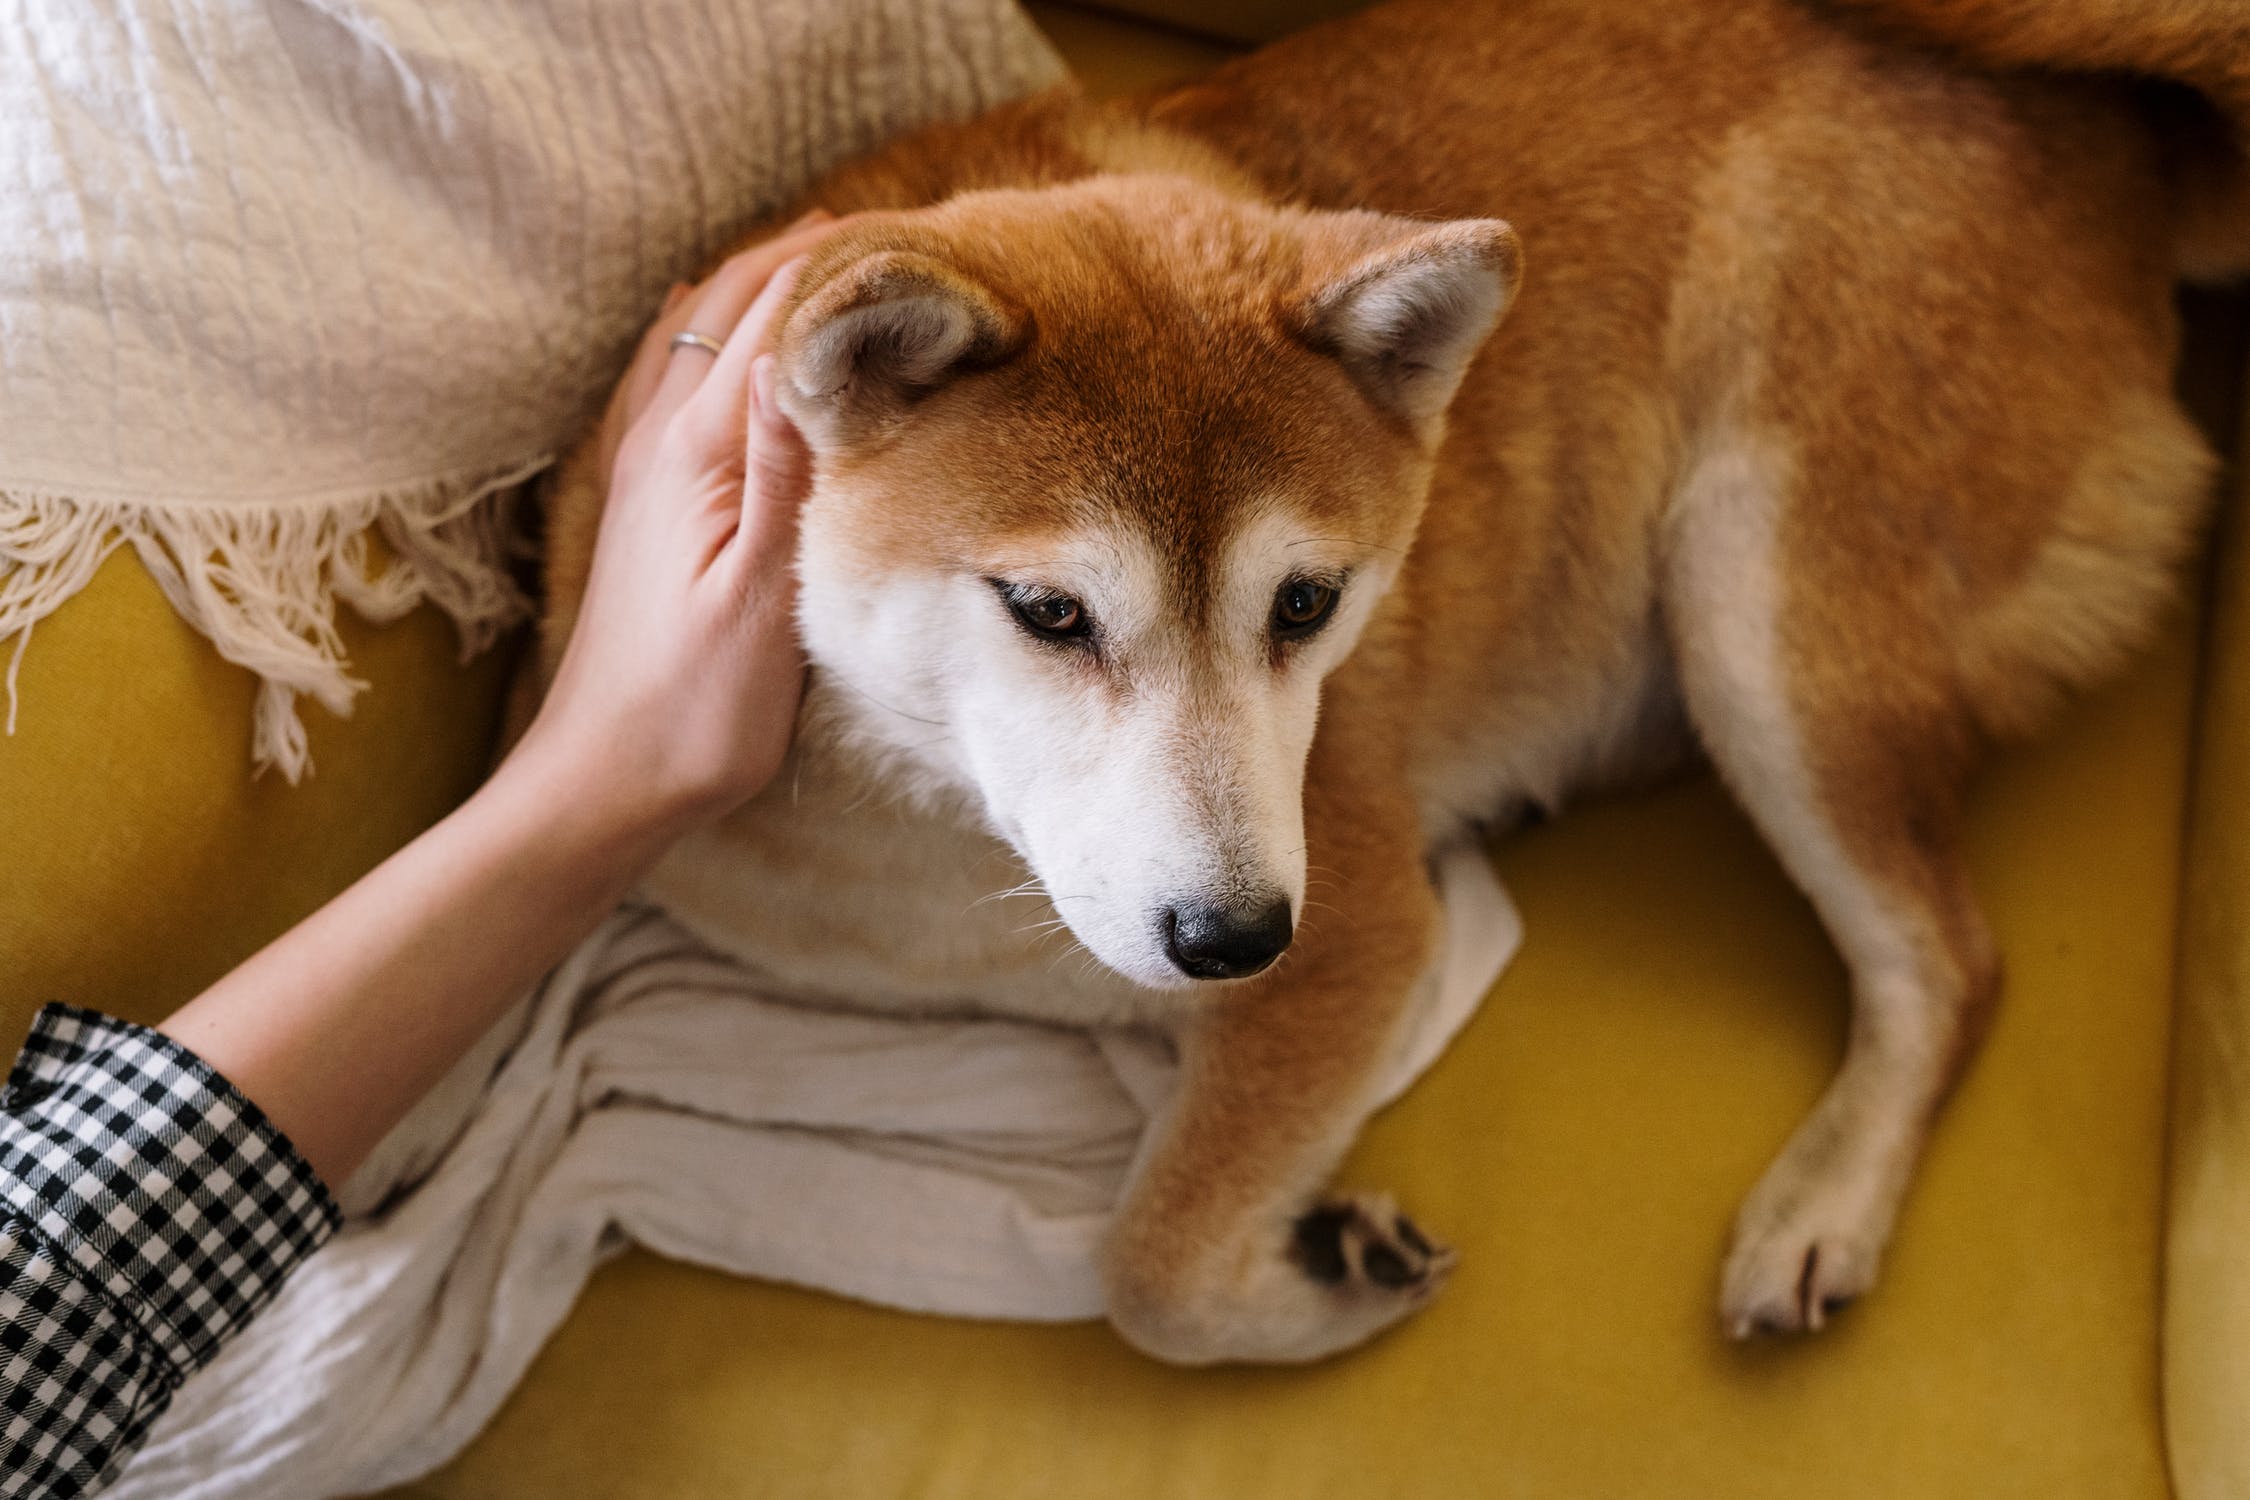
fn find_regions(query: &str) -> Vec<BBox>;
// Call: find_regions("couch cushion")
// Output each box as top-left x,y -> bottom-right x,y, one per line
383,8 -> 2193,1497
0,548 -> 512,1043
1025,1 -> 1236,88
394,614 -> 2189,1500
2164,404 -> 2250,1500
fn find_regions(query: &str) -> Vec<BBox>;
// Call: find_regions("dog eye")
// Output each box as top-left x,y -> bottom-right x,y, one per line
993,581 -> 1092,642
1272,578 -> 1340,638
1020,595 -> 1084,633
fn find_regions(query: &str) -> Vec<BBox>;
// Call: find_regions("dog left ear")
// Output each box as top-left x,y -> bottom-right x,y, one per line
778,248 -> 1028,446
1292,217 -> 1521,426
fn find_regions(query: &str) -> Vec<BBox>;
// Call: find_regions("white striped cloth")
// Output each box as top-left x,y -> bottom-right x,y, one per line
102,847 -> 1518,1499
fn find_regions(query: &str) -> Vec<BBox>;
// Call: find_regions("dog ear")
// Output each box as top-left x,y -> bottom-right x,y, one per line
778,249 -> 1028,445
1292,218 -> 1521,426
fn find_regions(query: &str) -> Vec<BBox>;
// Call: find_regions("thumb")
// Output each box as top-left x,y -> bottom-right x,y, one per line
734,355 -> 812,569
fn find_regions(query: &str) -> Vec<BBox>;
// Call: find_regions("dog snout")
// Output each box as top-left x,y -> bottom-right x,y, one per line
1161,894 -> 1295,981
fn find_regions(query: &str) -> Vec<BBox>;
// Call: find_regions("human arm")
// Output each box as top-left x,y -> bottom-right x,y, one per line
157,215 -> 835,1191
0,213 -> 840,1498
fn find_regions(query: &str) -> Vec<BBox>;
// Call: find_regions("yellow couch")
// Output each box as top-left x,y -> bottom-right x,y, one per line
3,4 -> 2242,1496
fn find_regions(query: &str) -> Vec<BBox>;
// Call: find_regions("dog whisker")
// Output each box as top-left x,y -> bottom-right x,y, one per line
828,673 -> 950,730
970,878 -> 1047,911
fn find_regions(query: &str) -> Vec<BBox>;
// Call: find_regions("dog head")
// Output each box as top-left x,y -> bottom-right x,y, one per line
773,175 -> 1518,989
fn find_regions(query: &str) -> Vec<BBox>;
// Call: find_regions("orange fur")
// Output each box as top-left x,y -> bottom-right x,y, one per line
525,0 -> 2234,1357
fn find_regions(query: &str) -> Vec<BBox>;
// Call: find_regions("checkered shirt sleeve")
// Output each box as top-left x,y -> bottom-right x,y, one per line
0,1005 -> 339,1498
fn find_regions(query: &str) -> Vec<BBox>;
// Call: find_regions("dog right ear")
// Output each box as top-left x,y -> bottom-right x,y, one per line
1290,216 -> 1521,429
777,250 -> 1028,446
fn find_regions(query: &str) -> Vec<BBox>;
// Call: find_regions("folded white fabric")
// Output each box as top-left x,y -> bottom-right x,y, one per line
104,846 -> 1518,1499
0,0 -> 1060,776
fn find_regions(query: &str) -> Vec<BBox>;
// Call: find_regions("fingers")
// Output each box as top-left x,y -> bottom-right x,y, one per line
726,252 -> 807,380
677,255 -> 808,453
597,282 -> 694,478
738,354 -> 813,562
618,280 -> 700,418
605,211 -> 843,459
643,212 -> 844,429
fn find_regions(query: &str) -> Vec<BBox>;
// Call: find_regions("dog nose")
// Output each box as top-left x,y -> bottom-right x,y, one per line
1162,896 -> 1295,980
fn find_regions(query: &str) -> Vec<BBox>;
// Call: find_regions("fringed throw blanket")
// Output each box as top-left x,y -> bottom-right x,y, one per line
0,0 -> 1061,778
103,848 -> 1517,1499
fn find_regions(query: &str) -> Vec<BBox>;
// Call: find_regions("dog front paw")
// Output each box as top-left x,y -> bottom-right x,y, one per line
1105,1190 -> 1453,1365
1291,1192 -> 1453,1294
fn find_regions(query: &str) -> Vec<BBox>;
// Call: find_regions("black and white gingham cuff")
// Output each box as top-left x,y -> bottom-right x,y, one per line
0,1004 -> 340,1385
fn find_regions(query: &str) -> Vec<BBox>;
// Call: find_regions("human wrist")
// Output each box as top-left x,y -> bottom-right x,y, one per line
477,729 -> 689,888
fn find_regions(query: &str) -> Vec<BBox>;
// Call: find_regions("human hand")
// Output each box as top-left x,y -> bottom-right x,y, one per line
164,218 -> 850,1191
510,212 -> 845,854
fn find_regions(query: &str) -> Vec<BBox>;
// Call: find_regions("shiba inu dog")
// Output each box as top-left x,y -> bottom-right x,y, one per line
525,0 -> 2249,1362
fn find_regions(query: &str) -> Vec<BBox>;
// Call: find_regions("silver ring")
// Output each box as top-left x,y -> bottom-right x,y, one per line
669,331 -> 725,358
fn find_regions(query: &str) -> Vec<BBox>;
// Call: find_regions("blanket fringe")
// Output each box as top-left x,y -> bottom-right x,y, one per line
0,460 -> 548,782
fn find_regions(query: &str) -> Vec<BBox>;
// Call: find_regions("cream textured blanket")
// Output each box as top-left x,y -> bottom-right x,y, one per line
104,847 -> 1518,1499
0,0 -> 1061,777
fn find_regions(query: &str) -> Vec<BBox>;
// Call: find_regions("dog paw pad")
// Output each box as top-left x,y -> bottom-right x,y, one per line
1290,1193 -> 1452,1295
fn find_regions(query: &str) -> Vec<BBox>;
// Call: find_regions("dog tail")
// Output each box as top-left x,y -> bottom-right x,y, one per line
1839,0 -> 2250,280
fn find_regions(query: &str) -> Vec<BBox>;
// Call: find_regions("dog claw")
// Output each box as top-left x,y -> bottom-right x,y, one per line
1722,1225 -> 1880,1339
1396,1214 -> 1434,1258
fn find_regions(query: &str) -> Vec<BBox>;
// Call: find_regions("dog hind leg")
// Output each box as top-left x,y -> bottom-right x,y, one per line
1663,434 -> 2001,1336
